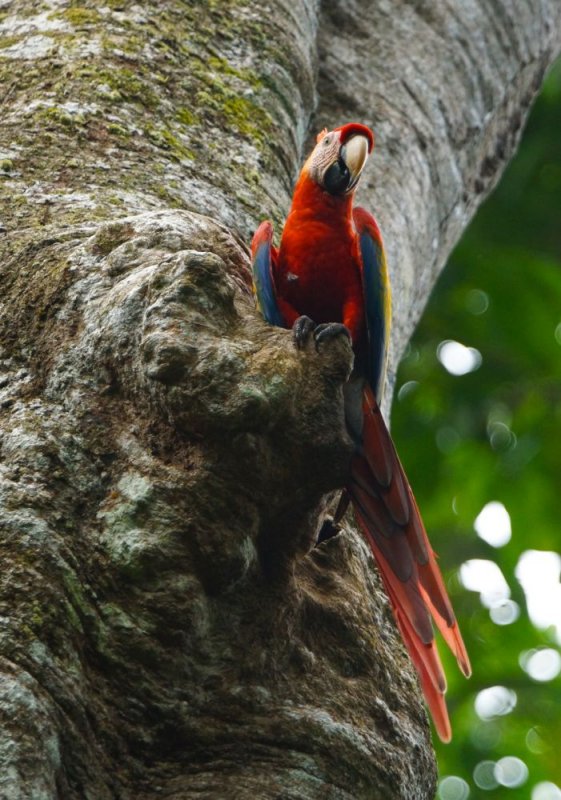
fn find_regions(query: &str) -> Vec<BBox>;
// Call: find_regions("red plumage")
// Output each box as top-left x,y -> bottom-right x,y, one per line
252,123 -> 470,741
276,173 -> 366,343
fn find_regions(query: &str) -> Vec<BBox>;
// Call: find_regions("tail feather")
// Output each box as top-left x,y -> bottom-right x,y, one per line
419,569 -> 472,678
356,510 -> 440,671
407,482 -> 471,676
359,513 -> 452,741
348,385 -> 470,740
402,624 -> 452,743
393,599 -> 452,739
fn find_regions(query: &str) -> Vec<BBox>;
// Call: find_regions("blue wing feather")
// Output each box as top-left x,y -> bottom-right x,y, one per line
353,207 -> 391,405
251,221 -> 284,328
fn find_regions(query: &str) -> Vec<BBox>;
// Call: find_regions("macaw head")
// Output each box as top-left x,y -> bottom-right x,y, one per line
304,123 -> 374,196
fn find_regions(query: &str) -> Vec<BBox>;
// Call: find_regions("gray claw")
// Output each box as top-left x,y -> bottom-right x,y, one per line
313,322 -> 351,350
292,315 -> 316,349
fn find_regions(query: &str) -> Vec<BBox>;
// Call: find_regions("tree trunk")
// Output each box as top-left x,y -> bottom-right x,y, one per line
0,1 -> 559,798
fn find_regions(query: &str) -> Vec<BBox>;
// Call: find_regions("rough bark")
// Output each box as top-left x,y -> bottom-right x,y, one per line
0,1 -> 559,799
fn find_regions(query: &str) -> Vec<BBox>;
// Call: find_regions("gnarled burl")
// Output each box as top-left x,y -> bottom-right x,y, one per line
0,212 -> 434,799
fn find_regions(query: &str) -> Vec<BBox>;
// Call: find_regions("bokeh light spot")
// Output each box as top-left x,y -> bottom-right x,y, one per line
466,289 -> 490,315
470,722 -> 502,751
397,380 -> 419,402
438,776 -> 470,800
473,761 -> 499,790
437,340 -> 482,376
520,648 -> 561,682
487,421 -> 517,452
474,502 -> 512,548
490,600 -> 520,625
526,727 -> 546,754
460,559 -> 510,608
532,782 -> 561,800
515,551 -> 561,637
474,686 -> 517,720
494,757 -> 528,788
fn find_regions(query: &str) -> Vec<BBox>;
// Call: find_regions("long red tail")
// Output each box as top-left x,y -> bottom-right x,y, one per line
348,385 -> 471,742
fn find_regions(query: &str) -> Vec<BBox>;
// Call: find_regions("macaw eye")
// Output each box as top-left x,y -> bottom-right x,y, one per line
323,136 -> 331,146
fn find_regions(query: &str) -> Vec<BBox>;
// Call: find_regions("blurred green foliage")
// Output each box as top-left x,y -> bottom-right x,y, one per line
393,56 -> 561,800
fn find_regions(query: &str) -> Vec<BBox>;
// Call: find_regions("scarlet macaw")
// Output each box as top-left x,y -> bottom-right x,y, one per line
251,123 -> 471,742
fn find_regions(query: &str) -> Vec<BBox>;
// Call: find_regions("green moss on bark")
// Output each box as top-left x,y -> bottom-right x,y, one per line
55,7 -> 102,26
0,0 -> 311,236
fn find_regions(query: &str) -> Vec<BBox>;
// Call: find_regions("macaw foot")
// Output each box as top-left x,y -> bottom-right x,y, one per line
314,322 -> 351,350
292,315 -> 316,349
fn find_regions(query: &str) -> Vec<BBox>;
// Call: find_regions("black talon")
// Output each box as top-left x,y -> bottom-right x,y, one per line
316,517 -> 341,545
313,322 -> 351,350
316,491 -> 350,546
292,315 -> 316,349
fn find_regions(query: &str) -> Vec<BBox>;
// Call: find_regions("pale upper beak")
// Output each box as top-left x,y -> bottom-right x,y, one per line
340,135 -> 370,189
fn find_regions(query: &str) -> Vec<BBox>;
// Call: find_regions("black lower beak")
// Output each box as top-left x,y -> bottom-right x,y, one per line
323,157 -> 351,195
